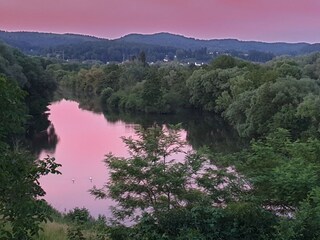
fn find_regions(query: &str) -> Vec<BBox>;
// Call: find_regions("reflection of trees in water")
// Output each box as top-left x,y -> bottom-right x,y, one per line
184,114 -> 248,153
31,124 -> 59,156
27,108 -> 59,156
54,87 -> 102,113
103,109 -> 247,153
54,88 -> 247,153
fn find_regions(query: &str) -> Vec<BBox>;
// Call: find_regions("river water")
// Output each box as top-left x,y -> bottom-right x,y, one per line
37,98 -> 243,218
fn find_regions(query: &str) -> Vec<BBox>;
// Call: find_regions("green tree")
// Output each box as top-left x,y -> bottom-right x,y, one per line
276,188 -> 320,240
211,55 -> 237,69
142,70 -> 163,112
186,68 -> 239,111
65,207 -> 94,226
91,125 -> 246,224
91,124 -> 190,221
0,151 -> 61,239
233,129 -> 320,212
0,76 -> 26,143
139,51 -> 146,67
0,75 -> 61,239
296,94 -> 320,136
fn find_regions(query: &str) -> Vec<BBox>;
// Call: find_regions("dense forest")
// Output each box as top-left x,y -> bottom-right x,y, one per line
2,37 -> 320,239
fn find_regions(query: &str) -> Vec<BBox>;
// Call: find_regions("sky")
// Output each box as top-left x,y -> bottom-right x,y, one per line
0,0 -> 320,43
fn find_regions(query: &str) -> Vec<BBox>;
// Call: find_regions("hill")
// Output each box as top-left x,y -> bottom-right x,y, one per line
120,32 -> 310,55
1,30 -> 319,63
0,31 -> 101,54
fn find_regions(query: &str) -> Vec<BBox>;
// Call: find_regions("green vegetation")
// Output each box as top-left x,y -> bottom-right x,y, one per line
31,208 -> 109,240
0,43 -> 60,239
53,60 -> 192,113
88,125 -> 320,240
2,35 -> 320,239
58,53 -> 320,239
53,52 -> 320,140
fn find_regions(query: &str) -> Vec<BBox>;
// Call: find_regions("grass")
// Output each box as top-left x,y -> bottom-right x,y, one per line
34,222 -> 68,240
33,221 -> 106,240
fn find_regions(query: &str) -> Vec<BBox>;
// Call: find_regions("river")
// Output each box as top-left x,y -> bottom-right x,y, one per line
36,98 -> 243,218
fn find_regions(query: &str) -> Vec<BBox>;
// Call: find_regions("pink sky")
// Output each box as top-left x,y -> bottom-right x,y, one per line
1,0 -> 320,43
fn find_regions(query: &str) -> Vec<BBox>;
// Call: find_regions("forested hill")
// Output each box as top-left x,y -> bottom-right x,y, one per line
1,30 -> 320,63
0,31 -> 101,53
120,32 -> 314,55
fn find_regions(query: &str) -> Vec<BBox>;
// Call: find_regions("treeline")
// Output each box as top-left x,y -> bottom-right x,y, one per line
0,42 -> 61,239
53,53 -> 320,139
48,41 -> 179,63
187,54 -> 320,139
45,42 -> 275,63
0,41 -> 57,116
51,59 -> 192,113
0,41 -> 60,152
0,31 -> 276,64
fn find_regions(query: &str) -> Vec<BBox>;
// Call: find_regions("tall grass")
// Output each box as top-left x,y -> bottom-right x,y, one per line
33,221 -> 105,240
34,222 -> 68,240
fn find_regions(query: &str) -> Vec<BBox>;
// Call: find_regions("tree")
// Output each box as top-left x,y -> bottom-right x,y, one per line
91,124 -> 189,221
0,75 -> 61,239
91,124 -> 247,223
0,150 -> 61,239
211,55 -> 237,69
186,68 -> 238,111
65,207 -> 94,226
276,188 -> 320,240
0,76 -> 26,143
142,70 -> 163,112
139,51 -> 146,67
233,129 -> 320,213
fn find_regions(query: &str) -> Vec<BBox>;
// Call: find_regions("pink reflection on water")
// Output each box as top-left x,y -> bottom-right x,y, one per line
39,99 -> 189,218
39,99 -> 137,217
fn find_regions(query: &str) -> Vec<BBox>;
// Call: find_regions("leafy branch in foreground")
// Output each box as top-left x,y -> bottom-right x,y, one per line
0,151 -> 61,239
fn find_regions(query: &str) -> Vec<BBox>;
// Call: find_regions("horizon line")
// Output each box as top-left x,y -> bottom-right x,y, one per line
0,29 -> 317,45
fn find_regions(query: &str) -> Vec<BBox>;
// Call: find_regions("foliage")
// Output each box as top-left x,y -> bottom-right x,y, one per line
87,122 -> 320,239
0,151 -> 61,239
67,226 -> 85,240
221,128 -> 320,216
88,125 -> 284,240
91,125 -> 247,222
34,221 -> 68,240
52,52 -> 320,138
276,188 -> 320,240
65,208 -> 94,226
91,124 -> 189,220
186,67 -> 240,111
0,76 -> 26,142
0,43 -> 61,239
57,61 -> 192,113
2,40 -> 320,239
0,42 -> 57,117
141,69 -> 163,112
